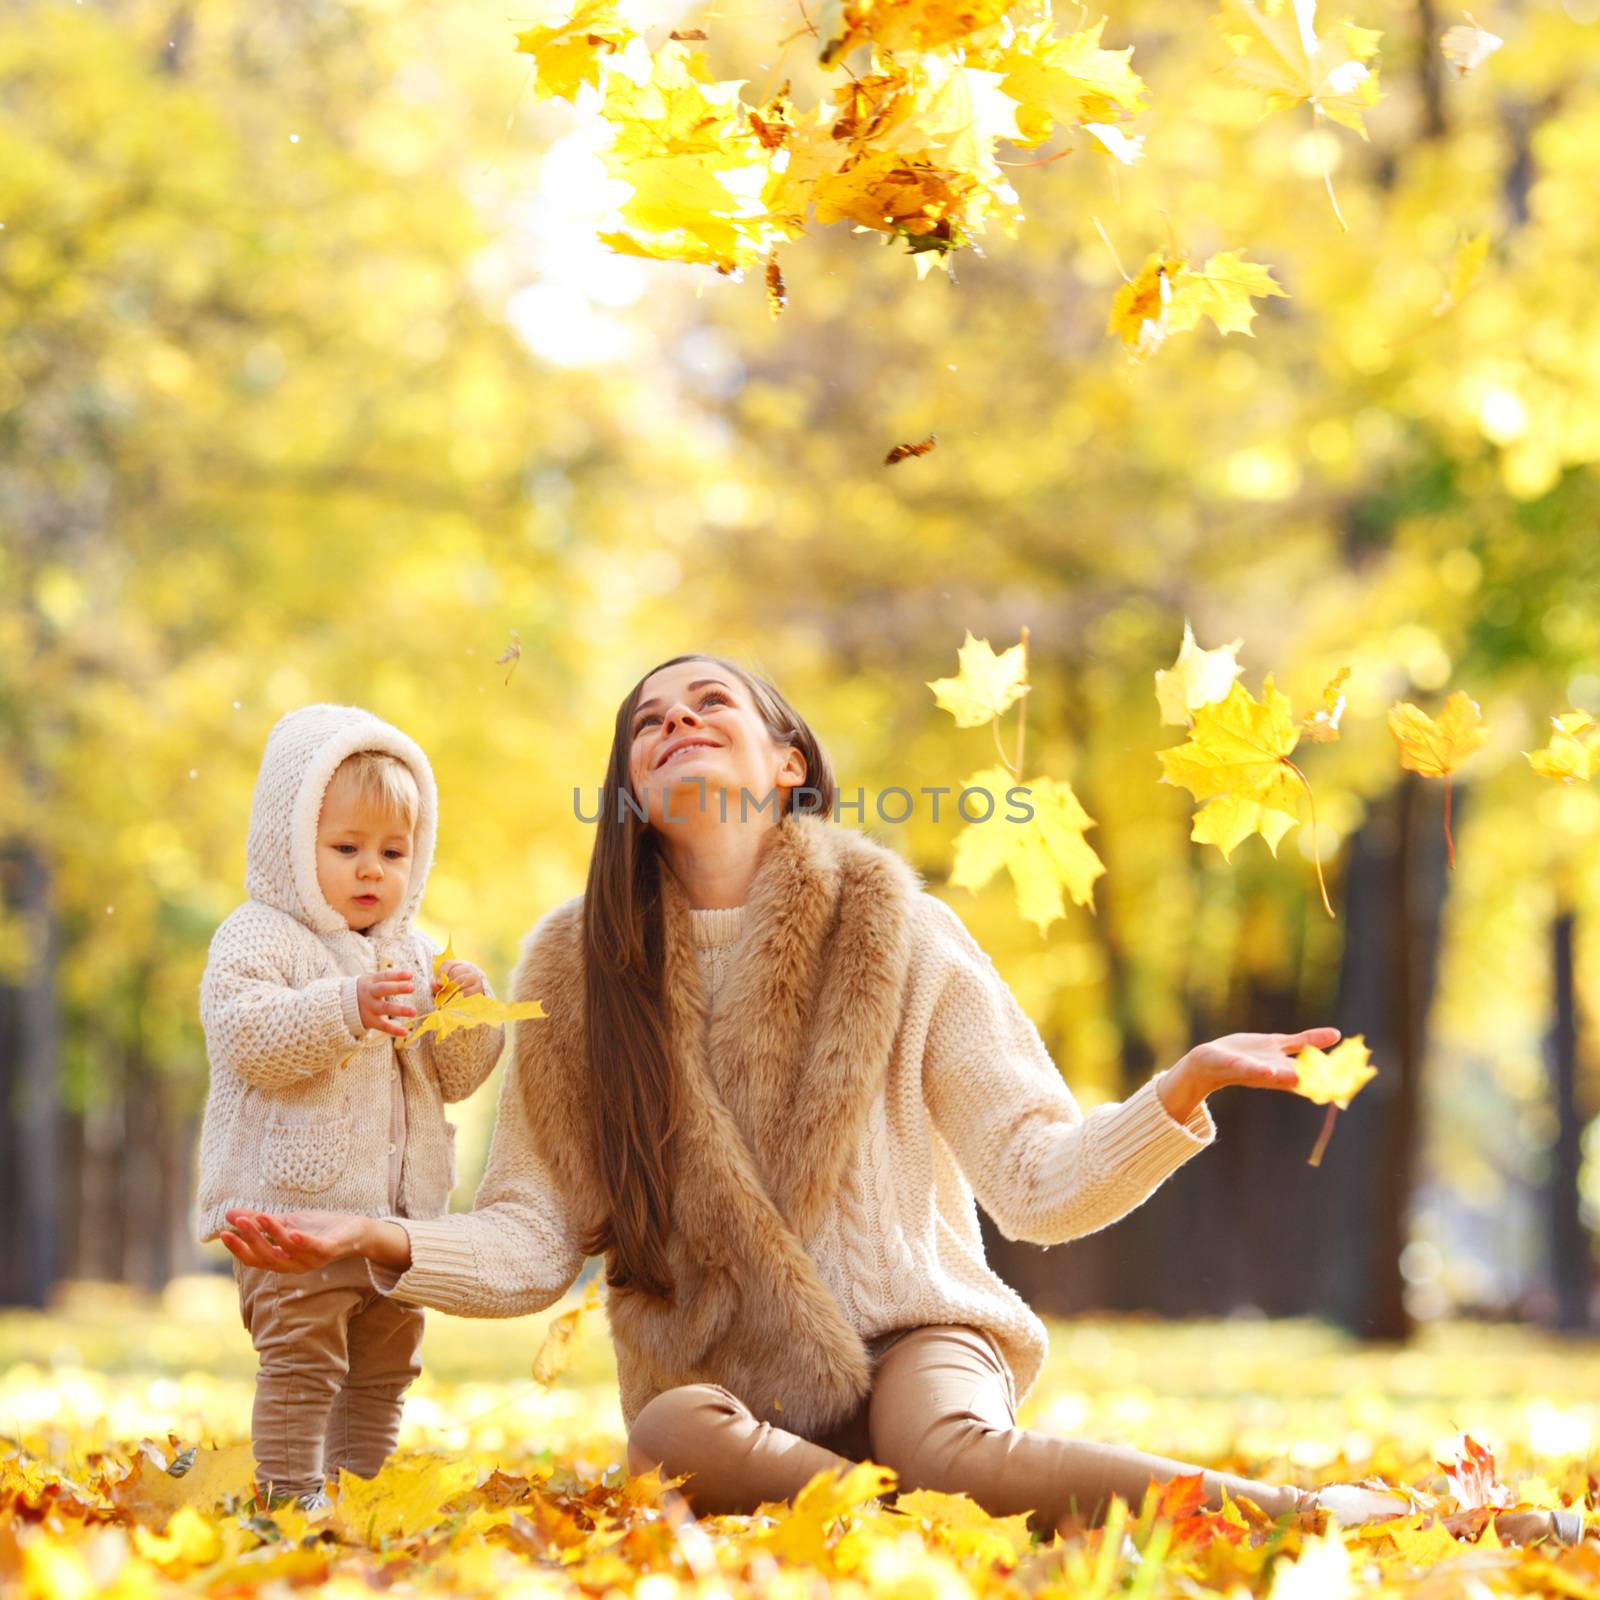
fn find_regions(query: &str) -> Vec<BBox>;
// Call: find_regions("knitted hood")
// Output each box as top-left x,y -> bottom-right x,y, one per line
243,703 -> 438,940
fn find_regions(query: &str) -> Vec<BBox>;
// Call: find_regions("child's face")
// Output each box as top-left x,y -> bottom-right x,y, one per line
315,767 -> 414,932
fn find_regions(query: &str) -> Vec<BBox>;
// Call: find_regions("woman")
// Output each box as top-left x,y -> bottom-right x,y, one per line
223,653 -> 1580,1545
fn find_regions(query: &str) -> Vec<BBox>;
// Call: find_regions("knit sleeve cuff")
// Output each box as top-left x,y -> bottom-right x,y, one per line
365,1215 -> 480,1313
1088,1072 -> 1216,1195
341,977 -> 365,1041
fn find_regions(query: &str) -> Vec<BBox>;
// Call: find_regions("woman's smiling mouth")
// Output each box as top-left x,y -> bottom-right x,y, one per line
655,738 -> 720,769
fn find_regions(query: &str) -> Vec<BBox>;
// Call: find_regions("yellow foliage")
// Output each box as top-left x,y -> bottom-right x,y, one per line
1388,693 -> 1488,780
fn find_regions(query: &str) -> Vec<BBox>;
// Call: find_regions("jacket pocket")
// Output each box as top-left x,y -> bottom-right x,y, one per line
261,1106 -> 353,1194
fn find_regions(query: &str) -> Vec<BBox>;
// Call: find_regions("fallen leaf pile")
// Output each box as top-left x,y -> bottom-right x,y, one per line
4,1283 -> 1595,1600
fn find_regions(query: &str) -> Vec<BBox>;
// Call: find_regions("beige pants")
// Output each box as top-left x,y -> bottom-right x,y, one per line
626,1324 -> 1303,1533
234,1255 -> 425,1499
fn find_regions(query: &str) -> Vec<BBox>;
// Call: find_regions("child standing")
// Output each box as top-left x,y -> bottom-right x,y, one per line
196,703 -> 504,1508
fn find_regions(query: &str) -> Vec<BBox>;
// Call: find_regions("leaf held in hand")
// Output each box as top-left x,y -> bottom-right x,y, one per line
1291,1034 -> 1376,1108
403,937 -> 546,1044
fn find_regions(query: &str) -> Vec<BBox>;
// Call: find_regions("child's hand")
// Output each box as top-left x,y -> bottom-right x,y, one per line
357,971 -> 417,1036
433,960 -> 487,999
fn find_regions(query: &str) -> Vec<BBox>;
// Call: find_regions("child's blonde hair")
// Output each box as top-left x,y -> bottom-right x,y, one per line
330,750 -> 420,832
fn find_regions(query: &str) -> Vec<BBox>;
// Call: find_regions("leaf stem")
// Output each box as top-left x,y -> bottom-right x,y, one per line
1307,1103 -> 1338,1166
1443,775 -> 1456,870
1284,758 -> 1335,919
1014,625 -> 1030,776
1312,109 -> 1349,233
991,715 -> 1017,777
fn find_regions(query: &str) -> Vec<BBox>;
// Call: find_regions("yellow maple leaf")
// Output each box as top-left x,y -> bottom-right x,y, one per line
404,990 -> 547,1046
1158,676 -> 1334,916
950,767 -> 1105,935
531,1281 -> 602,1384
1388,691 -> 1486,868
862,56 -> 1024,182
1155,620 -> 1245,726
994,16 -> 1149,148
513,0 -> 635,105
1527,710 -> 1600,783
404,935 -> 546,1045
890,1488 -> 1034,1562
334,1454 -> 479,1543
757,1461 -> 898,1565
1109,250 -> 1286,356
1291,1035 -> 1376,1108
1389,692 -> 1487,778
1293,1034 -> 1376,1165
110,1442 -> 257,1531
598,46 -> 779,272
1215,0 -> 1382,138
927,631 -> 1030,728
132,1505 -> 225,1571
819,0 -> 1014,63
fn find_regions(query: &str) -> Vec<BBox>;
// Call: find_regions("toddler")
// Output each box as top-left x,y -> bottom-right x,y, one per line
195,703 -> 504,1508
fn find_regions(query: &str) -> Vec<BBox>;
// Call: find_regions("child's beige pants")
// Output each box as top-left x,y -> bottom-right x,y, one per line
234,1255 -> 425,1499
626,1324 -> 1303,1533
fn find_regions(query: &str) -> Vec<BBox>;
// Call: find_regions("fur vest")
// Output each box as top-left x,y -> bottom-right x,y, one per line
510,812 -> 922,1438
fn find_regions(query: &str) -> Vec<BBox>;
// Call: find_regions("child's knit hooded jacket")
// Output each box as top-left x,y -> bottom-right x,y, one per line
195,704 -> 503,1243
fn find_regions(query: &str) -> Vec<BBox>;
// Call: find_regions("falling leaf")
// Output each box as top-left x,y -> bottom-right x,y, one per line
885,433 -> 938,465
950,766 -> 1106,934
1388,691 -> 1487,868
1300,666 -> 1351,742
766,256 -> 787,318
1109,249 -> 1287,356
1214,0 -> 1383,138
993,16 -> 1149,148
1527,710 -> 1600,782
495,629 -> 521,685
1441,14 -> 1502,78
1433,233 -> 1489,316
513,0 -> 636,103
1155,620 -> 1246,726
1157,676 -> 1335,915
927,631 -> 1030,727
532,1282 -> 603,1384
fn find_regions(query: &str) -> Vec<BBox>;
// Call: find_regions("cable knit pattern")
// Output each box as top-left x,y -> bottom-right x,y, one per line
194,704 -> 504,1243
374,839 -> 1217,1412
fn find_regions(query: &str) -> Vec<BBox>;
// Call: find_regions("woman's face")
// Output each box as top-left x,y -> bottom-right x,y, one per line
626,661 -> 806,829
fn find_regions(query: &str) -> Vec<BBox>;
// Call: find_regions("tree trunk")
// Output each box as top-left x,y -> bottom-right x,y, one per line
1323,773 -> 1454,1341
0,837 -> 64,1305
1546,904 -> 1591,1331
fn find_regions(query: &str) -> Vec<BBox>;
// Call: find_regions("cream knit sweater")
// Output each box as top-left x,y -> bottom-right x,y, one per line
372,890 -> 1216,1407
195,704 -> 503,1242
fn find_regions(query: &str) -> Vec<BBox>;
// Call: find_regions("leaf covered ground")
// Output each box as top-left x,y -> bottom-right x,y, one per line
4,1277 -> 1598,1598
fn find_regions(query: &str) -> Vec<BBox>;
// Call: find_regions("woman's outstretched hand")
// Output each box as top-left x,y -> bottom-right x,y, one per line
1157,1027 -> 1340,1123
220,1208 -> 400,1273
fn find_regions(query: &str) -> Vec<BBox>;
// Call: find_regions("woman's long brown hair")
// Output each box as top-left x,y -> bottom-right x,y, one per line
578,654 -> 838,1301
